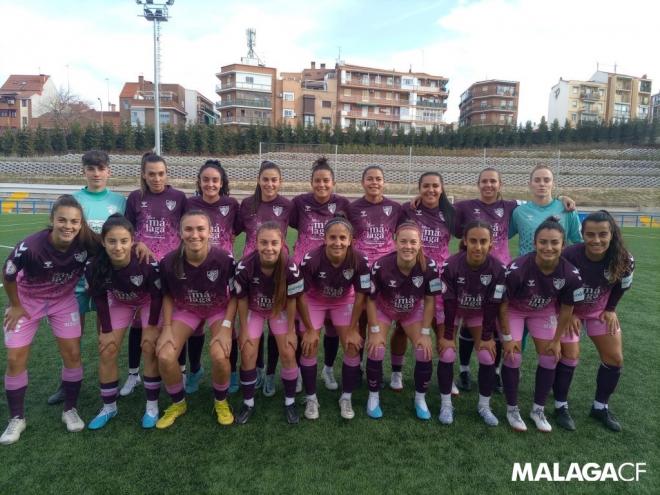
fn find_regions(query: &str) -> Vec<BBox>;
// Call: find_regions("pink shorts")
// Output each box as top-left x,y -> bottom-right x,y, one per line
172,308 -> 226,333
376,303 -> 424,329
4,294 -> 81,348
246,310 -> 289,340
304,295 -> 354,329
574,308 -> 613,337
508,306 -> 578,343
107,294 -> 161,331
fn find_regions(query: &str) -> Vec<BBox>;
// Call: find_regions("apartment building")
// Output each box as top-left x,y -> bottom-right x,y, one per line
0,74 -> 57,130
335,63 -> 449,133
276,62 -> 337,128
651,93 -> 660,123
184,89 -> 217,125
548,78 -> 608,127
458,80 -> 519,128
590,71 -> 652,124
119,75 -> 187,127
215,63 -> 276,126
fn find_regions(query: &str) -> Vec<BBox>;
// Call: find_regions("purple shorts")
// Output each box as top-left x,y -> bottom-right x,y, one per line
434,296 -> 445,325
246,310 -> 289,340
304,294 -> 354,329
508,306 -> 578,343
172,307 -> 226,333
376,303 -> 424,328
4,294 -> 81,348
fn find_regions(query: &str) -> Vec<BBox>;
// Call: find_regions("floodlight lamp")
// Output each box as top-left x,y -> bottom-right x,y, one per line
135,0 -> 143,5
166,0 -> 175,5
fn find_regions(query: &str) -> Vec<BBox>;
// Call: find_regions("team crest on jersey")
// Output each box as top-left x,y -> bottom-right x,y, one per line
494,208 -> 504,218
473,208 -> 481,215
219,205 -> 230,217
328,203 -> 336,214
5,260 -> 16,275
553,278 -> 565,290
141,201 -> 148,208
343,268 -> 354,280
108,205 -> 117,214
166,200 -> 177,211
480,274 -> 492,285
273,206 -> 283,217
130,275 -> 143,287
439,212 -> 445,222
207,269 -> 219,282
412,276 -> 423,288
154,279 -> 161,290
44,261 -> 53,269
383,206 -> 392,217
304,205 -> 311,212
74,251 -> 88,263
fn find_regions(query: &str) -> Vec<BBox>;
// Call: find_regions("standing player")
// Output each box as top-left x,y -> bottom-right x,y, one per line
500,217 -> 584,432
437,221 -> 506,426
298,215 -> 371,419
562,210 -> 634,431
236,161 -> 293,396
2,196 -> 99,445
47,150 -> 126,405
84,214 -> 163,429
290,157 -> 350,392
122,153 -> 186,397
155,211 -> 237,429
183,160 -> 240,395
234,222 -> 304,424
366,222 -> 442,419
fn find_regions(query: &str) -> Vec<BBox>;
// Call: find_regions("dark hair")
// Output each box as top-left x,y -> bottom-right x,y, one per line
173,210 -> 211,280
196,159 -> 230,197
324,214 -> 358,270
581,210 -> 631,283
82,150 -> 109,168
256,221 -> 288,315
252,160 -> 282,215
459,219 -> 492,251
533,215 -> 565,243
89,214 -> 135,296
50,195 -> 100,254
311,156 -> 334,181
361,165 -> 384,181
417,171 -> 455,231
395,221 -> 427,271
140,153 -> 167,196
478,167 -> 503,200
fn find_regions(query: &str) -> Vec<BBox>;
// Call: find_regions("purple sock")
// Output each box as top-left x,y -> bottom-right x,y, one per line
230,337 -> 238,373
342,355 -> 361,394
128,326 -> 143,369
187,334 -> 205,374
494,338 -> 503,369
458,327 -> 474,367
323,335 -> 340,368
178,342 -> 187,368
366,358 -> 383,392
213,382 -> 229,402
256,335 -> 265,369
478,364 -> 495,397
267,332 -> 279,375
62,366 -> 83,411
143,375 -> 161,401
165,381 -> 185,403
414,359 -> 432,393
100,380 -> 119,404
436,361 -> 453,395
300,356 -> 318,396
5,371 -> 28,418
391,353 -> 405,373
501,365 -> 520,406
595,363 -> 621,405
534,365 -> 556,407
553,359 -> 577,403
240,368 -> 258,401
281,367 -> 298,399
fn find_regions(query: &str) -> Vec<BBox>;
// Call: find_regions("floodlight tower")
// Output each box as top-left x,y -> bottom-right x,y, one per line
136,0 -> 174,155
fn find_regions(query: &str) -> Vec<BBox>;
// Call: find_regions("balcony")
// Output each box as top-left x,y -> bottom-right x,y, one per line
342,78 -> 402,90
580,91 -> 601,100
215,81 -> 272,93
417,84 -> 448,94
345,110 -> 400,122
475,104 -> 517,112
496,88 -> 516,97
338,94 -> 410,107
216,98 -> 272,109
640,81 -> 652,93
219,115 -> 271,125
415,99 -> 447,109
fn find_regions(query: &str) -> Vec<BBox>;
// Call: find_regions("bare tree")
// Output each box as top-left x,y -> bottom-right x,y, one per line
38,86 -> 92,130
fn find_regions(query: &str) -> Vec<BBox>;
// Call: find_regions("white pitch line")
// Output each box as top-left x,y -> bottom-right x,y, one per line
0,245 -> 13,249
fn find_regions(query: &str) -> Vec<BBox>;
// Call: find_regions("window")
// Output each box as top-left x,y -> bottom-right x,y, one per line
571,113 -> 577,122
387,77 -> 393,86
480,113 -> 486,121
321,117 -> 331,126
21,99 -> 28,107
361,74 -> 369,85
572,100 -> 578,108
499,114 -> 505,122
481,86 -> 488,92
22,116 -> 28,127
362,90 -> 369,100
343,103 -> 350,112
374,91 -> 381,99
303,114 -> 315,127
283,92 -> 294,101
283,109 -> 294,118
322,100 -> 331,108
344,88 -> 351,96
386,92 -> 392,100
130,109 -> 145,126
159,111 -> 170,125
122,100 -> 130,110
403,78 -> 414,86
245,76 -> 254,84
375,75 -> 381,84
572,86 -> 578,95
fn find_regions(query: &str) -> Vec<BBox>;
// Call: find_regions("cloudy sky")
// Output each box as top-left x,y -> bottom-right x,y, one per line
1,0 -> 657,124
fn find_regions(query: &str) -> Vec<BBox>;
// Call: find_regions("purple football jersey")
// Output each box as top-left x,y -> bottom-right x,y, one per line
505,253 -> 584,313
125,186 -> 186,261
234,251 -> 303,315
300,246 -> 371,303
290,193 -> 351,264
3,230 -> 89,301
454,199 -> 518,264
160,246 -> 235,318
370,252 -> 442,316
185,195 -> 239,254
562,243 -> 634,316
401,203 -> 452,265
236,195 -> 292,257
346,197 -> 403,263
85,251 -> 162,333
441,251 -> 506,312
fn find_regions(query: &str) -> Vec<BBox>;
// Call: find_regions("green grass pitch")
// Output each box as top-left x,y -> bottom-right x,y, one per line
0,214 -> 658,494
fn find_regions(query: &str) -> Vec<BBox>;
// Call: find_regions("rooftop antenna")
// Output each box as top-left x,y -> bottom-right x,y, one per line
242,28 -> 263,66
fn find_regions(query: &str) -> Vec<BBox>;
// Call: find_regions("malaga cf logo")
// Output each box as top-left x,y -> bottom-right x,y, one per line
412,276 -> 423,288
207,270 -> 219,282
480,274 -> 492,285
383,206 -> 392,216
495,208 -> 504,218
130,275 -> 143,286
328,203 -> 336,214
219,205 -> 229,216
343,268 -> 354,280
166,200 -> 177,211
74,251 -> 88,263
553,278 -> 565,290
273,206 -> 283,217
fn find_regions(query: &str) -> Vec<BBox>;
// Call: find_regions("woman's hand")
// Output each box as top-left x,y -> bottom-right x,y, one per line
479,338 -> 496,361
599,310 -> 621,335
301,328 -> 320,357
3,305 -> 30,332
415,334 -> 433,361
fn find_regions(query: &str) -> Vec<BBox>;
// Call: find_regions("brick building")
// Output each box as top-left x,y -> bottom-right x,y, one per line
0,74 -> 57,130
459,80 -> 519,128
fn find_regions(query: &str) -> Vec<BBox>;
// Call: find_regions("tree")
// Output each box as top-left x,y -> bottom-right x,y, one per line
206,125 -> 218,154
34,125 -> 52,154
1,130 -> 17,156
38,86 -> 89,131
537,117 -> 549,145
550,119 -> 561,145
101,122 -> 116,151
83,123 -> 101,150
161,125 -> 177,153
115,121 -> 135,151
67,122 -> 83,151
17,128 -> 34,157
134,122 -> 146,151
50,126 -> 67,153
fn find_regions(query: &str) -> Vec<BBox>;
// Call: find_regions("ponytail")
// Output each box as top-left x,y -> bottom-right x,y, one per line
534,215 -> 565,243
